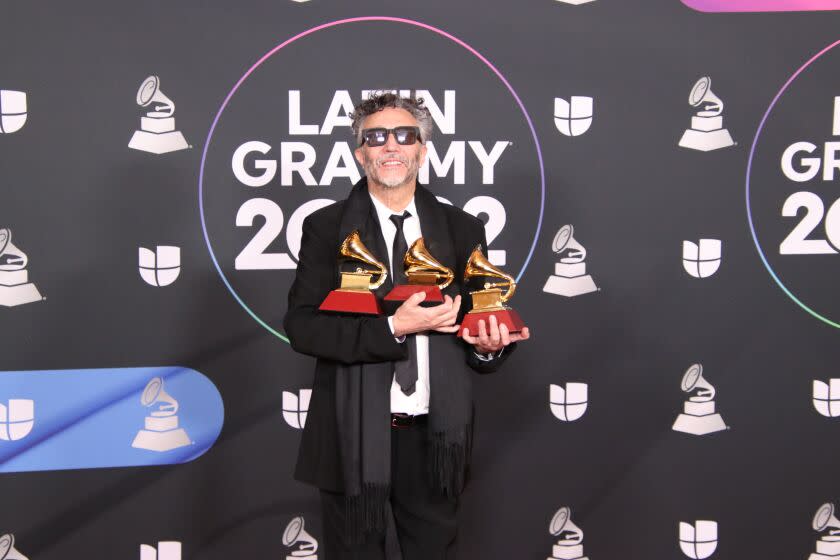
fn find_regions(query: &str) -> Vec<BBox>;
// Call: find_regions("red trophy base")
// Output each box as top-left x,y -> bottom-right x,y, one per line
384,285 -> 444,303
319,289 -> 382,315
458,308 -> 525,337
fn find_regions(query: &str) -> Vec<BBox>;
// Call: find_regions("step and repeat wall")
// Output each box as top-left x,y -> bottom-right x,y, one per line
3,1 -> 840,558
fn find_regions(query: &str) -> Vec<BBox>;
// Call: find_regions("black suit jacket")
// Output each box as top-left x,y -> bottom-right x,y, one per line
284,179 -> 513,492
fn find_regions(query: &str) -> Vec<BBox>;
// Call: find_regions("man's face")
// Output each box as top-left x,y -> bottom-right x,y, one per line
354,107 -> 427,189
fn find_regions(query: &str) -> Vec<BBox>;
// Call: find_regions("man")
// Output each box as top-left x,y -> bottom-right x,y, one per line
284,93 -> 530,559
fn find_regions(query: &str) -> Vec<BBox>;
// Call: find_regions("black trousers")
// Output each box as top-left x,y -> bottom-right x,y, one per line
320,418 -> 459,560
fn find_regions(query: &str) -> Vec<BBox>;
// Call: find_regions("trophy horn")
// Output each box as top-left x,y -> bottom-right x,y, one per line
404,238 -> 454,289
464,245 -> 516,302
339,230 -> 388,290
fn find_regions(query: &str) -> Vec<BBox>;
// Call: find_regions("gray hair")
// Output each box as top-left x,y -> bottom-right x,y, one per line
350,92 -> 433,146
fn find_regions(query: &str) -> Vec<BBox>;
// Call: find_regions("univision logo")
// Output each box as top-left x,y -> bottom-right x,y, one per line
554,96 -> 593,137
283,389 -> 311,429
0,399 -> 34,441
139,246 -> 181,287
813,379 -> 840,417
140,541 -> 181,560
682,239 -> 721,279
549,383 -> 588,422
679,520 -> 718,559
0,90 -> 27,134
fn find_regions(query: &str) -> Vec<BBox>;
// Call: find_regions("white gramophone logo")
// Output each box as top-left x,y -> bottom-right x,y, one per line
139,246 -> 181,287
679,520 -> 718,559
0,228 -> 43,307
547,506 -> 589,560
813,379 -> 840,418
0,534 -> 28,560
140,541 -> 181,560
554,97 -> 593,136
0,90 -> 27,134
672,364 -> 728,436
550,383 -> 588,422
543,225 -> 598,297
128,76 -> 189,154
132,377 -> 191,452
283,516 -> 318,560
282,389 -> 312,429
809,502 -> 840,560
683,239 -> 722,279
0,399 -> 34,442
678,77 -> 735,152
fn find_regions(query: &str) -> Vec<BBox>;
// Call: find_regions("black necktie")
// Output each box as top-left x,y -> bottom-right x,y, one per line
390,211 -> 417,396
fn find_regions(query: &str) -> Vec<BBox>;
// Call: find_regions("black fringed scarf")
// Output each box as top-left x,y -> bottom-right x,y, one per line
334,179 -> 475,541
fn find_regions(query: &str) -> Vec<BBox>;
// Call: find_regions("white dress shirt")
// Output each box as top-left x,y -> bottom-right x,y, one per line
368,193 -> 431,415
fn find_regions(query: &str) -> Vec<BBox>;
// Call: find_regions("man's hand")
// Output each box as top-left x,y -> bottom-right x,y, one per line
460,314 -> 530,354
392,292 -> 462,337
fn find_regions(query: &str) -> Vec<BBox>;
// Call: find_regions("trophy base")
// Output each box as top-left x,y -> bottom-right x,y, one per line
459,308 -> 525,336
678,128 -> 734,151
0,282 -> 42,307
319,289 -> 382,315
672,413 -> 727,435
384,284 -> 444,303
129,130 -> 189,154
543,274 -> 598,297
132,428 -> 191,451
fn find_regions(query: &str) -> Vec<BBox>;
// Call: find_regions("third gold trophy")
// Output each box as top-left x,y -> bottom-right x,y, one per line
458,245 -> 525,336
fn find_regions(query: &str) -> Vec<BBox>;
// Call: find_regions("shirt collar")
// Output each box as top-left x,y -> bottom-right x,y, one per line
368,190 -> 418,225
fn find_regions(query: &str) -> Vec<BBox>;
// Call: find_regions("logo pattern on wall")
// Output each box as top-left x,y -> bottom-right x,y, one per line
140,541 -> 181,560
811,502 -> 840,560
0,399 -> 33,442
682,239 -> 722,279
672,364 -> 728,435
547,506 -> 589,560
679,520 -> 718,559
554,97 -> 593,137
0,90 -> 26,134
138,246 -> 181,287
132,377 -> 192,452
549,383 -> 588,422
128,76 -> 190,154
282,389 -> 311,429
0,534 -> 28,560
814,379 -> 840,417
0,228 -> 43,307
543,225 -> 598,297
678,77 -> 735,152
283,517 -> 318,559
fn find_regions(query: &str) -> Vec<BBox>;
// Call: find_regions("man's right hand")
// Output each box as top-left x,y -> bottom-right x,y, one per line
392,292 -> 462,337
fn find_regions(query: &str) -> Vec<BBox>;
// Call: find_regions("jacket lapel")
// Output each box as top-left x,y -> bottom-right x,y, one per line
337,178 -> 393,298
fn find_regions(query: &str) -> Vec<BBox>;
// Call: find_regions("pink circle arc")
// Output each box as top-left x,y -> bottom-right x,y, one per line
199,16 -> 546,342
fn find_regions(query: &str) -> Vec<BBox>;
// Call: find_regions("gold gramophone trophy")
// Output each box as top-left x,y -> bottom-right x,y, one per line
319,230 -> 388,315
459,245 -> 526,336
385,237 -> 454,304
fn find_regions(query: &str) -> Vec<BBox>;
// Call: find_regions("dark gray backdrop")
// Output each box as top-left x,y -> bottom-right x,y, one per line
2,1 -> 840,558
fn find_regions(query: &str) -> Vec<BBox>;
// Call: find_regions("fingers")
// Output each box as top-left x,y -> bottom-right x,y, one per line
499,322 -> 511,346
460,327 -> 477,344
434,324 -> 460,333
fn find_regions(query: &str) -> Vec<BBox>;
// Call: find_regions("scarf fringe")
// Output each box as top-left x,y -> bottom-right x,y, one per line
344,482 -> 390,543
429,426 -> 473,497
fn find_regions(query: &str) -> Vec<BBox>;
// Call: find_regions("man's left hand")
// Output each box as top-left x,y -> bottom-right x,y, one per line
460,314 -> 530,354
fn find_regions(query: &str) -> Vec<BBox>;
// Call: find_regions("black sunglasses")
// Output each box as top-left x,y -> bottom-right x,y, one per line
360,126 -> 422,147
